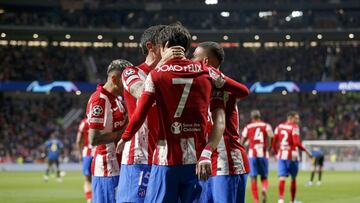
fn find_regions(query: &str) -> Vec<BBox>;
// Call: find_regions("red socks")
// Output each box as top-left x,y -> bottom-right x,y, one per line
85,191 -> 92,200
279,179 -> 285,200
291,179 -> 296,201
261,177 -> 268,191
251,179 -> 260,203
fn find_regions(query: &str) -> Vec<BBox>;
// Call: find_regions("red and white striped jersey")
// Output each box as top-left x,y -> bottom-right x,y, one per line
86,85 -> 127,177
121,63 -> 159,165
210,90 -> 250,176
242,120 -> 273,158
77,118 -> 93,157
273,122 -> 300,161
121,58 -> 249,166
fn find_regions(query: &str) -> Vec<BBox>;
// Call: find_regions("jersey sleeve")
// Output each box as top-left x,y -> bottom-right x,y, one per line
87,97 -> 106,130
143,72 -> 156,95
210,89 -> 225,111
121,66 -> 142,92
241,126 -> 248,138
207,67 -> 249,99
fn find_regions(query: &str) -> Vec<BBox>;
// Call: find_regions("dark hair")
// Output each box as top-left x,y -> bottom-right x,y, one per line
251,110 -> 261,119
157,24 -> 191,52
107,59 -> 133,75
140,25 -> 166,55
287,111 -> 299,118
198,41 -> 225,65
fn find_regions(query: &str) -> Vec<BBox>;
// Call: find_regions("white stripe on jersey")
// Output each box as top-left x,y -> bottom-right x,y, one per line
94,155 -> 104,176
216,137 -> 230,175
122,140 -> 131,164
180,138 -> 196,164
230,148 -> 247,174
157,140 -> 168,165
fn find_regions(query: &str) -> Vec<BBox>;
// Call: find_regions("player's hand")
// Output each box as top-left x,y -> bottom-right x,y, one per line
307,151 -> 313,159
196,145 -> 213,181
162,41 -> 185,61
196,161 -> 211,181
116,138 -> 126,154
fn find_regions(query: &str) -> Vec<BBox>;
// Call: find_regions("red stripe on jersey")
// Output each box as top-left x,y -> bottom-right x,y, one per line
103,154 -> 108,176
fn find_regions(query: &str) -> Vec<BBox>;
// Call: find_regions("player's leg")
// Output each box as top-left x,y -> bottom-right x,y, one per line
44,159 -> 51,182
258,158 -> 269,203
209,174 -> 248,203
178,164 -> 202,203
144,165 -> 179,203
55,159 -> 62,182
277,160 -> 289,203
82,156 -> 93,202
289,161 -> 299,203
117,164 -> 151,203
249,158 -> 260,203
92,176 -> 119,203
317,155 -> 324,186
308,158 -> 316,186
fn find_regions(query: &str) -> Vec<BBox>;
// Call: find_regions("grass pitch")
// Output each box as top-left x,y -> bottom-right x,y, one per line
0,171 -> 359,203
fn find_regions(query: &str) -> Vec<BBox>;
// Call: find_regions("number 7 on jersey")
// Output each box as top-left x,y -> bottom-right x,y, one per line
172,78 -> 193,118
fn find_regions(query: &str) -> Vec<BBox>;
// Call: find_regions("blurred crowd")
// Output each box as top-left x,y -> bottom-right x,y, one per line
1,9 -> 359,30
0,94 -> 85,164
1,45 -> 360,82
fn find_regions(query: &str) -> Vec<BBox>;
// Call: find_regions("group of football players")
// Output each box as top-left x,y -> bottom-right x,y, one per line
76,24 -> 313,203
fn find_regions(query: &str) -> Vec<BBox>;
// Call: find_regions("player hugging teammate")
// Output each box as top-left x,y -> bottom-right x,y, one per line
80,23 -> 251,203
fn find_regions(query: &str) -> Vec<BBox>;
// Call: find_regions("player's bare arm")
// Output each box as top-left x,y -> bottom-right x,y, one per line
266,127 -> 274,152
76,130 -> 84,157
89,128 -> 124,146
129,81 -> 144,99
197,108 -> 226,181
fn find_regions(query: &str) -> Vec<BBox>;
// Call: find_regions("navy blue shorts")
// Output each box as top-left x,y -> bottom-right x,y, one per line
144,164 -> 201,203
249,157 -> 269,177
117,164 -> 151,203
278,160 -> 299,177
207,174 -> 248,203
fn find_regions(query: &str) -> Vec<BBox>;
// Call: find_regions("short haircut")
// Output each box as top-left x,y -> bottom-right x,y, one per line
140,25 -> 166,56
287,111 -> 299,118
157,24 -> 191,52
198,41 -> 225,65
251,110 -> 261,119
107,59 -> 133,75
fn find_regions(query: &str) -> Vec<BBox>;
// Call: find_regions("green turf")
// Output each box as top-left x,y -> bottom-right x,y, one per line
0,171 -> 359,203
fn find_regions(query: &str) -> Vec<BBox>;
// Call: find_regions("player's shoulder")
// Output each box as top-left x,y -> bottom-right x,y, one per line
122,65 -> 139,79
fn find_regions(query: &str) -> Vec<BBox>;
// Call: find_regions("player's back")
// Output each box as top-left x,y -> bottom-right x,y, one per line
46,139 -> 62,160
274,122 -> 299,160
243,120 -> 272,158
148,58 -> 217,165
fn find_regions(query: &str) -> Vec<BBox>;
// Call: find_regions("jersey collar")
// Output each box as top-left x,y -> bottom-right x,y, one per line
96,84 -> 116,100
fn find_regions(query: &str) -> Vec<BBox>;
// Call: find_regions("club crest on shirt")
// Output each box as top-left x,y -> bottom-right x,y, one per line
92,105 -> 103,116
124,69 -> 136,77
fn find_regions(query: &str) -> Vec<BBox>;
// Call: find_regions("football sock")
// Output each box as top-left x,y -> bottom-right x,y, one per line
85,191 -> 92,200
290,179 -> 296,202
261,177 -> 268,191
251,179 -> 260,203
279,179 -> 285,200
310,171 -> 315,182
